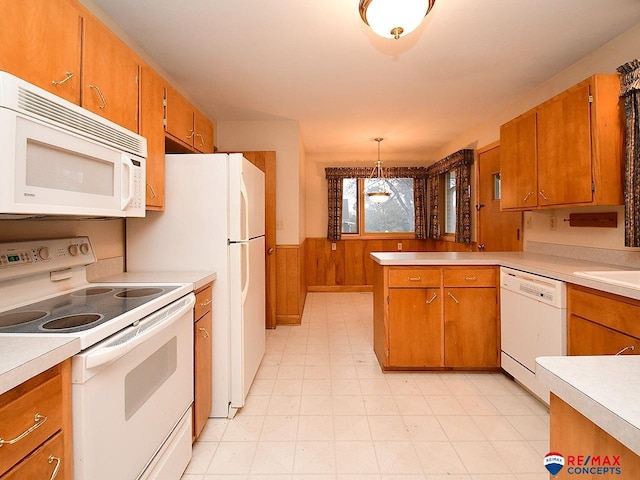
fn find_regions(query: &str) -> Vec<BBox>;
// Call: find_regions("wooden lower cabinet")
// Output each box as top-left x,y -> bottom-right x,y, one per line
550,394 -> 640,479
0,361 -> 72,480
444,287 -> 499,367
374,264 -> 499,370
388,288 -> 441,367
568,284 -> 640,356
193,283 -> 213,441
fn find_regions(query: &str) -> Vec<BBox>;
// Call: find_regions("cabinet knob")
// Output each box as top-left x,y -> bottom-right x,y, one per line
51,70 -> 74,86
0,413 -> 47,447
447,292 -> 460,304
615,345 -> 635,355
89,84 -> 107,110
48,454 -> 61,480
426,292 -> 437,304
199,327 -> 210,338
408,276 -> 421,281
538,190 -> 550,201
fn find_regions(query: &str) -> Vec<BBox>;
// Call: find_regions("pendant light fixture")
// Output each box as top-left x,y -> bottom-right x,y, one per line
366,138 -> 391,204
359,0 -> 436,40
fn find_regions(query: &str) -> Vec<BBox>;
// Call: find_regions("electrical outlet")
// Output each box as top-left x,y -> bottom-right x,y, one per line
550,215 -> 557,230
525,216 -> 532,229
331,242 -> 336,251
397,242 -> 403,251
276,219 -> 284,230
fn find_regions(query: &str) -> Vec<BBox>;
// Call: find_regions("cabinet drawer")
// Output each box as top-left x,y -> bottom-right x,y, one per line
0,372 -> 63,476
388,268 -> 440,287
1,431 -> 66,480
569,285 -> 640,339
194,284 -> 213,320
443,268 -> 496,288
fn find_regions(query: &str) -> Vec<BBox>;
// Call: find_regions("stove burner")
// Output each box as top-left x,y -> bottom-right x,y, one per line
115,288 -> 164,299
42,314 -> 103,330
71,288 -> 115,296
0,310 -> 48,328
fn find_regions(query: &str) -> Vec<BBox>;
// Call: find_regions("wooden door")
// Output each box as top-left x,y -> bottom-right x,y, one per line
165,85 -> 196,148
139,65 -> 166,210
194,108 -> 215,153
537,83 -> 593,206
0,0 -> 81,104
242,151 -> 277,329
500,111 -> 538,209
568,315 -> 640,356
82,16 -> 140,132
477,142 -> 523,251
444,287 -> 498,367
193,311 -> 212,438
388,288 -> 442,367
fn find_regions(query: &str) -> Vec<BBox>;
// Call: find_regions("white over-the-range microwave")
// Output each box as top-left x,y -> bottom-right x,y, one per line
0,71 -> 147,218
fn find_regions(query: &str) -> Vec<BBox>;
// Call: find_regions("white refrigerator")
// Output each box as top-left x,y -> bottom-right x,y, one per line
126,153 -> 266,418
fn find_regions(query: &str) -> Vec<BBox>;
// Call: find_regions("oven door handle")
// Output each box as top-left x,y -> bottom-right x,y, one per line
84,293 -> 195,370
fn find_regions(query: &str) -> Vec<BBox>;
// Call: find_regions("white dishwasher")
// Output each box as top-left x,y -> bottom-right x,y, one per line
500,267 -> 566,404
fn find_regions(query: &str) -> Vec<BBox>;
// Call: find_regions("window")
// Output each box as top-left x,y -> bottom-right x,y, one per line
493,173 -> 501,200
444,170 -> 456,235
341,177 -> 415,236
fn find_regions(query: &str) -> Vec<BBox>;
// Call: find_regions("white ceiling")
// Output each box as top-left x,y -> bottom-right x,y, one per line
91,0 -> 640,159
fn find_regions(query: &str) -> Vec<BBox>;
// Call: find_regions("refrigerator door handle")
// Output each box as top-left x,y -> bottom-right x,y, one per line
241,242 -> 250,304
240,173 -> 250,242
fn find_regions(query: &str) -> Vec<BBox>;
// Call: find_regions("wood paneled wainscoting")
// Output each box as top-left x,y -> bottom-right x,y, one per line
305,238 -> 436,291
276,242 -> 307,325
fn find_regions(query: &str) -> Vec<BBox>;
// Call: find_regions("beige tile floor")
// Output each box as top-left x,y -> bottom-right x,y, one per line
181,292 -> 551,480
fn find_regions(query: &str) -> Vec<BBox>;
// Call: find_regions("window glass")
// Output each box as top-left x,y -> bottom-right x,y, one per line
364,178 -> 415,233
445,170 -> 457,234
341,178 -> 358,233
493,173 -> 501,200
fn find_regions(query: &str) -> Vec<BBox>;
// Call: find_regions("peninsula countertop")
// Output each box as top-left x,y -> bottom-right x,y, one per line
370,251 -> 640,301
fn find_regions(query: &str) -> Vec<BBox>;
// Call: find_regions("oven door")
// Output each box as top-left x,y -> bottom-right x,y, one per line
71,293 -> 194,480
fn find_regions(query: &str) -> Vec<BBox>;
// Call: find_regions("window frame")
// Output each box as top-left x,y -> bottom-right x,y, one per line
341,177 -> 416,239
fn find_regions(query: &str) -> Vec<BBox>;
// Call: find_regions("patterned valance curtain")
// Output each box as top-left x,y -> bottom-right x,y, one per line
325,166 -> 429,240
426,149 -> 474,244
617,59 -> 640,247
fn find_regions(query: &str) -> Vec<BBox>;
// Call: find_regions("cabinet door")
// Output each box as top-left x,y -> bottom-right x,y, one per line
1,432 -> 67,480
444,288 -> 499,367
193,311 -> 212,440
388,288 -> 441,367
499,111 -> 538,210
0,0 -> 81,104
537,84 -> 593,206
140,65 -> 166,210
165,85 -> 196,148
82,16 -> 140,132
194,108 -> 215,153
568,315 -> 640,356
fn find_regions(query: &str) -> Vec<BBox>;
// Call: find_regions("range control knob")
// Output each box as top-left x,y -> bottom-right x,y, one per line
80,243 -> 90,255
68,244 -> 79,256
38,247 -> 50,260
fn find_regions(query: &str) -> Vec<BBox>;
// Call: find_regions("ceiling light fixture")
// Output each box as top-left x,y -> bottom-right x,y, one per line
359,0 -> 436,40
366,138 -> 391,204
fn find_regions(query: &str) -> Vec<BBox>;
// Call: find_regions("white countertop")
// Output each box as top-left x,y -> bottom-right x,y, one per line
536,356 -> 640,456
370,251 -> 640,301
0,336 -> 81,395
0,270 -> 215,396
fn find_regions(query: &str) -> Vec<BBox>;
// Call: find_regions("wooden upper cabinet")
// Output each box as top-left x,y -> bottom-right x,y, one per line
140,65 -> 166,210
500,74 -> 623,211
0,0 -> 82,104
500,111 -> 537,209
165,85 -> 215,153
82,15 -> 140,132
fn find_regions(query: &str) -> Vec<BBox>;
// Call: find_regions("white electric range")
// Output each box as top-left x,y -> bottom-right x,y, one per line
0,237 -> 195,480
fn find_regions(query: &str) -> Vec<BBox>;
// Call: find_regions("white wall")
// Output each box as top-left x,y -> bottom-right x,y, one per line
217,120 -> 303,244
436,22 -> 640,251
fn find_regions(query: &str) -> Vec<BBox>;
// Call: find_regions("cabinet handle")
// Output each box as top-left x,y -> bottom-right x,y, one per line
196,132 -> 205,147
408,276 -> 421,281
523,191 -> 534,203
146,183 -> 157,199
448,292 -> 460,304
464,276 -> 477,281
89,84 -> 107,109
186,129 -> 195,140
0,413 -> 47,447
426,292 -> 437,304
538,190 -> 550,201
199,327 -> 210,338
51,71 -> 74,86
615,345 -> 635,355
48,455 -> 61,480
199,298 -> 212,307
